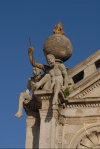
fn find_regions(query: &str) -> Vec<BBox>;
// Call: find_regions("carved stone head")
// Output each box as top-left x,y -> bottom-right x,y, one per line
46,54 -> 55,68
32,67 -> 42,76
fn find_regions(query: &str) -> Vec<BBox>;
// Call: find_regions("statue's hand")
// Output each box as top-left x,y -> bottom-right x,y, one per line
25,89 -> 29,94
28,46 -> 34,55
31,82 -> 35,89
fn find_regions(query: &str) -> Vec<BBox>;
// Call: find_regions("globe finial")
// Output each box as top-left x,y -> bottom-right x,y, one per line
53,22 -> 64,35
43,23 -> 72,62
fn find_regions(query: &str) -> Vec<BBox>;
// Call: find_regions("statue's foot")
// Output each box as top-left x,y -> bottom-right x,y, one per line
31,82 -> 36,90
35,82 -> 40,90
31,82 -> 40,90
52,99 -> 58,105
46,89 -> 52,91
14,112 -> 23,118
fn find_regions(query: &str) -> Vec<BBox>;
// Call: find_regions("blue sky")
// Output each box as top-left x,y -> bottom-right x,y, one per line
0,0 -> 100,148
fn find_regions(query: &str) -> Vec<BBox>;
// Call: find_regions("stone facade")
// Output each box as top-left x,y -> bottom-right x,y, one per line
24,49 -> 100,149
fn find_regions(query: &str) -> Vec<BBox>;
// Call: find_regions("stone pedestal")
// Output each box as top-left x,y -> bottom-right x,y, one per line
25,112 -> 40,149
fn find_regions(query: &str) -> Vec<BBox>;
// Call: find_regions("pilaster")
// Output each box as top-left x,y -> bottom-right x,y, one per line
25,112 -> 40,149
39,109 -> 58,148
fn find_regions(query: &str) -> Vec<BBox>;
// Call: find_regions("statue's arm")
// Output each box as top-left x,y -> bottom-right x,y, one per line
28,46 -> 46,71
59,64 -> 69,88
26,77 -> 32,93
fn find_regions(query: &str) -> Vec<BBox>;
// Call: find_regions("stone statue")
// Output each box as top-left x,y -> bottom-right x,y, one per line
53,22 -> 64,35
15,67 -> 42,118
28,47 -> 69,105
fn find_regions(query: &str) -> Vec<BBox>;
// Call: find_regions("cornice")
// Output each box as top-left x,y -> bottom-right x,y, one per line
74,79 -> 100,98
64,116 -> 100,125
23,100 -> 41,116
65,103 -> 100,108
63,97 -> 100,108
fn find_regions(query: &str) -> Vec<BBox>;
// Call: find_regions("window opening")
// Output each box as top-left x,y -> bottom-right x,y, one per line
72,71 -> 84,84
95,59 -> 100,70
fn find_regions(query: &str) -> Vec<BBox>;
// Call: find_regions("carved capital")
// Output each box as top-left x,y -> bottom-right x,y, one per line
34,90 -> 66,109
34,90 -> 53,109
39,109 -> 58,120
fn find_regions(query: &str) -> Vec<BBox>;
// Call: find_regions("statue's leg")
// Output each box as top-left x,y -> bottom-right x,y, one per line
34,74 -> 51,90
42,74 -> 51,90
15,93 -> 27,118
52,80 -> 61,105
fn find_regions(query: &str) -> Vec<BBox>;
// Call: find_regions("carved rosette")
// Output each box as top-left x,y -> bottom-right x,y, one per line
77,131 -> 100,149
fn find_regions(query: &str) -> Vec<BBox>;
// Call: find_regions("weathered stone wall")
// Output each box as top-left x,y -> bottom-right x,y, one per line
57,105 -> 100,148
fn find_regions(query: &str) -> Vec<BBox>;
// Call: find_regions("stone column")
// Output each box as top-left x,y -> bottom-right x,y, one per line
25,112 -> 40,149
39,108 -> 58,148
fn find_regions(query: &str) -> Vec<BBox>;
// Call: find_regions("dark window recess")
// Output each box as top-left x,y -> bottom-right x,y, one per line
72,71 -> 84,84
95,59 -> 100,70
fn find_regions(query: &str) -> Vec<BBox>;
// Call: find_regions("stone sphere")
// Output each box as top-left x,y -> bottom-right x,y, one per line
43,34 -> 73,62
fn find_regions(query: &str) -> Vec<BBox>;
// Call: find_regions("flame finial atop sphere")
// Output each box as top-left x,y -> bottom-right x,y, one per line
43,23 -> 73,62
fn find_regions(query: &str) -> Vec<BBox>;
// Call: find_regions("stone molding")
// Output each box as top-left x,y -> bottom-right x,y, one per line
62,97 -> 100,111
64,116 -> 100,125
38,95 -> 51,101
26,118 -> 36,127
65,102 -> 100,108
34,90 -> 65,109
75,79 -> 100,98
23,100 -> 41,116
26,118 -> 40,127
39,109 -> 58,120
26,112 -> 40,127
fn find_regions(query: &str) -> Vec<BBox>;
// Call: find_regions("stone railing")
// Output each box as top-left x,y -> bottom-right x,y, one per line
68,49 -> 100,86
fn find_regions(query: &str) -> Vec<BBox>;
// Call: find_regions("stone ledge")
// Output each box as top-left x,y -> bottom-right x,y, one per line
64,116 -> 100,124
34,90 -> 67,109
24,90 -> 67,115
63,97 -> 100,108
67,97 -> 100,102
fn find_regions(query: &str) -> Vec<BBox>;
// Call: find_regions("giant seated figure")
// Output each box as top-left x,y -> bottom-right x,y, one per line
28,48 -> 69,105
27,23 -> 72,105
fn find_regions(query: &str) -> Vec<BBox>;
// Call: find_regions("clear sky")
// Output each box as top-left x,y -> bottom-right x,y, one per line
0,0 -> 100,148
